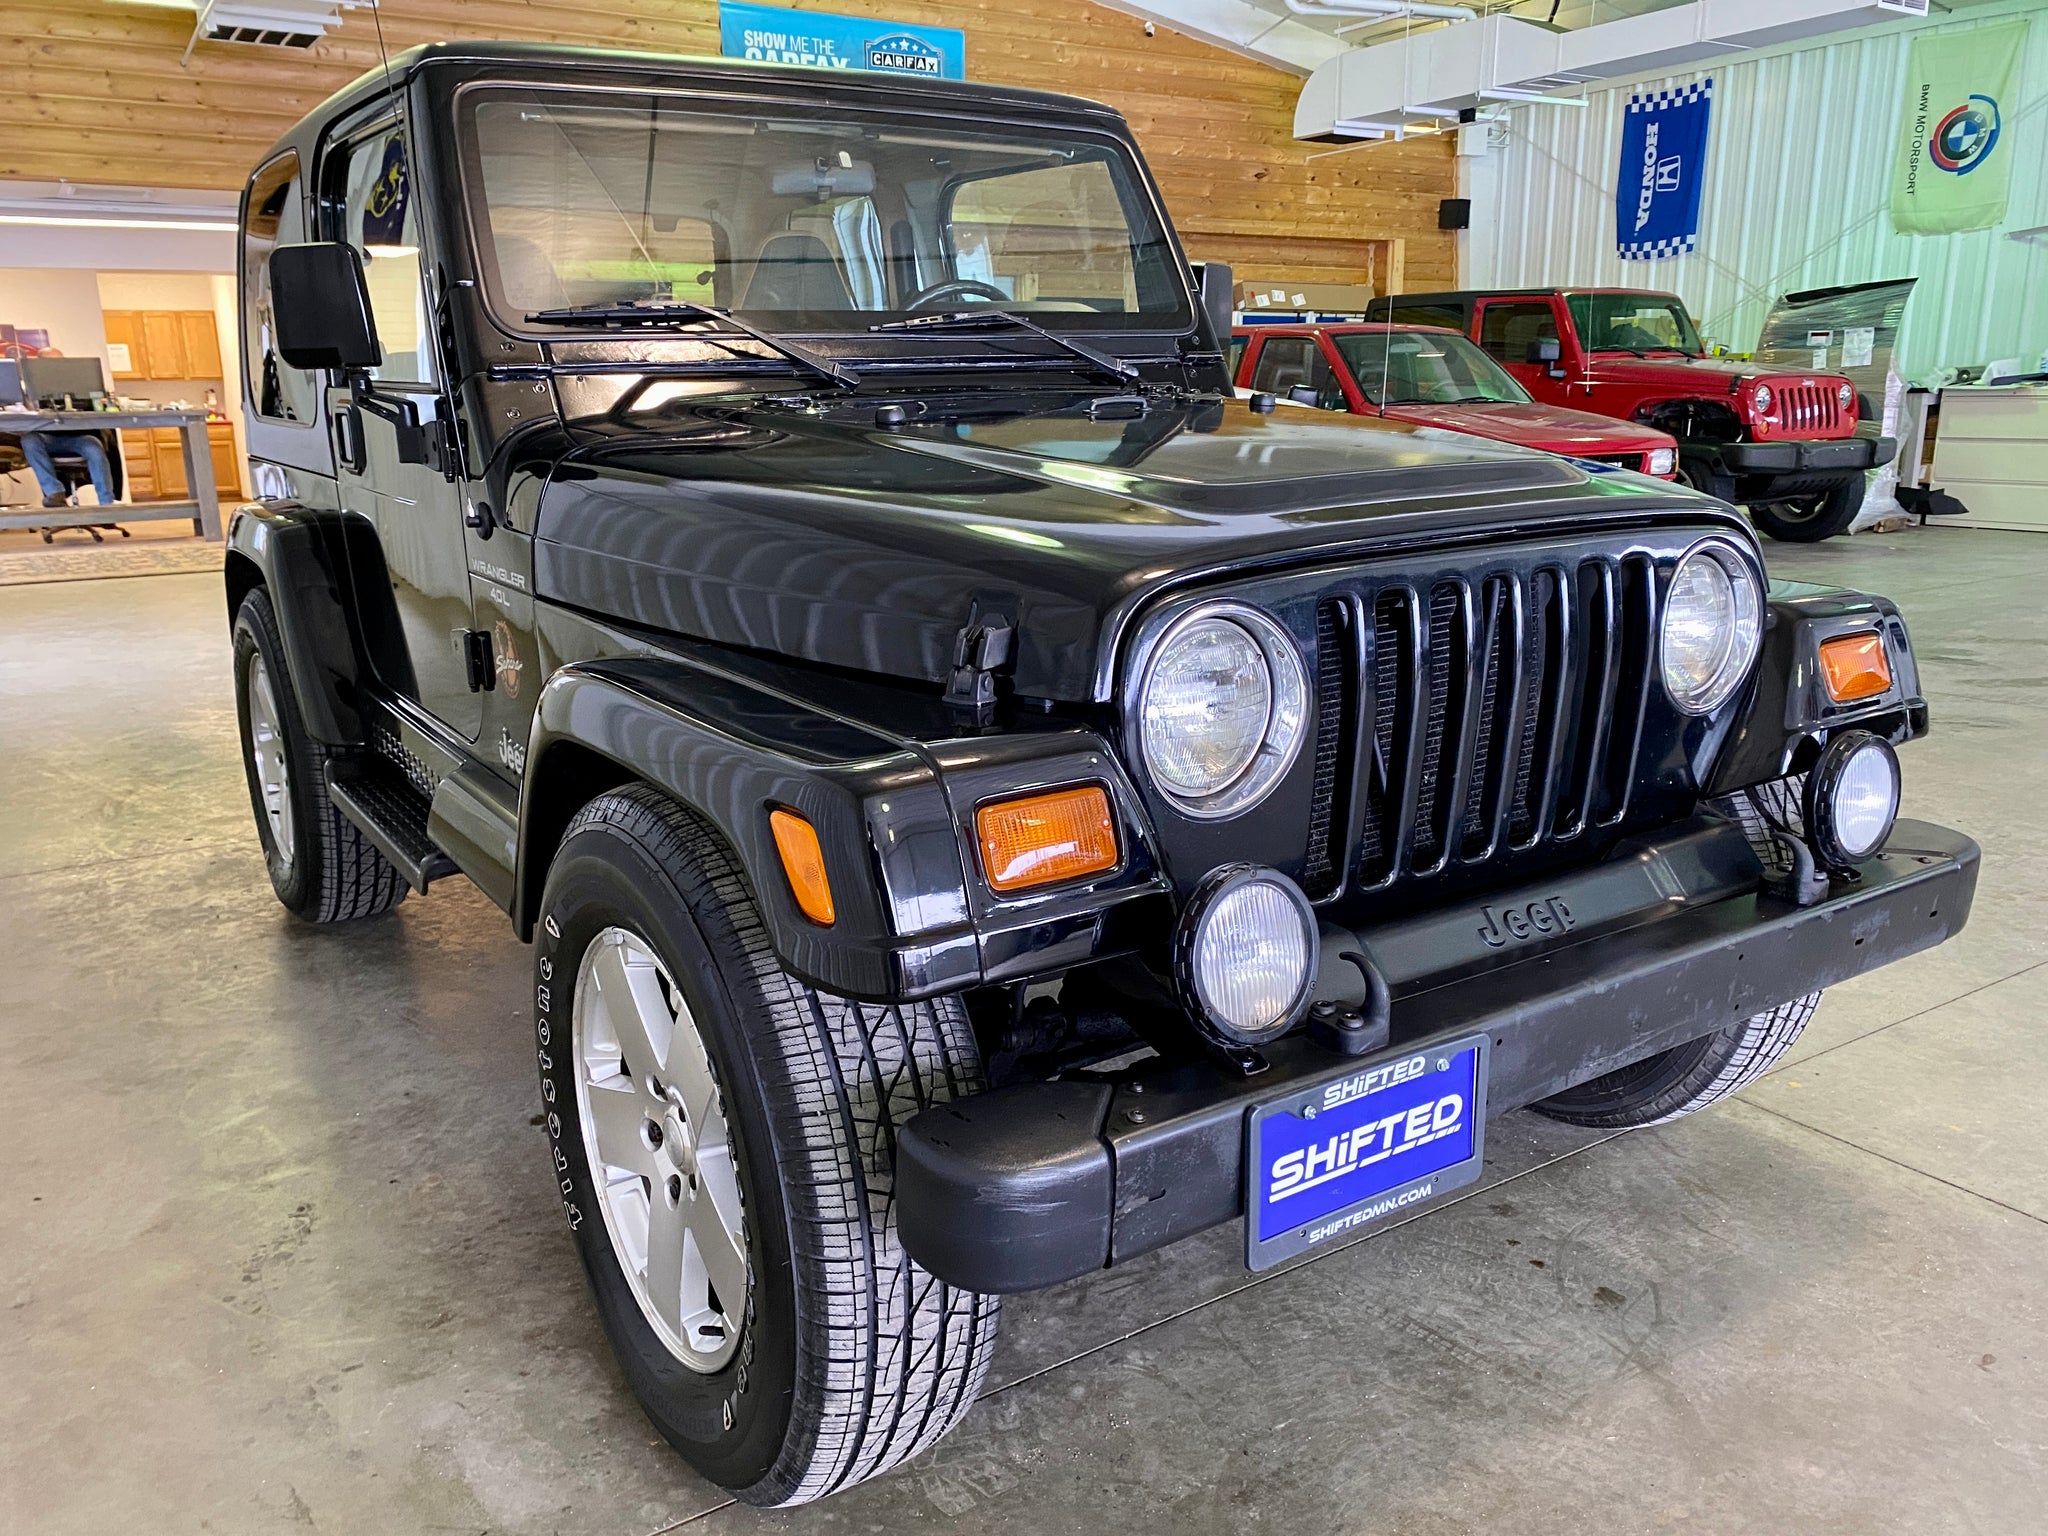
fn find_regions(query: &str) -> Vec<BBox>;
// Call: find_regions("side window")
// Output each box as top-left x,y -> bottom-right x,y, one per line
338,129 -> 436,384
243,153 -> 317,424
1386,303 -> 1464,331
1226,335 -> 1248,383
1478,302 -> 1558,364
1248,337 -> 1337,406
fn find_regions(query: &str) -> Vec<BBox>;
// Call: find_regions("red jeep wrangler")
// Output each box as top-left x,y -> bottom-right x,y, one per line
1366,288 -> 1895,542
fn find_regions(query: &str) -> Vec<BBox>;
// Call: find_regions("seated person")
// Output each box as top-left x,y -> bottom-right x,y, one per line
18,428 -> 115,510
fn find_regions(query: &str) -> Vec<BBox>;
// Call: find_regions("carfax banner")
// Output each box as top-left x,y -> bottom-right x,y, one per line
1615,78 -> 1712,261
1890,19 -> 2030,235
718,1 -> 966,80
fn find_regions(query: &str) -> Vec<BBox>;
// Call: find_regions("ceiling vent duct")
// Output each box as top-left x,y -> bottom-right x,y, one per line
148,0 -> 365,56
1296,0 -> 1931,140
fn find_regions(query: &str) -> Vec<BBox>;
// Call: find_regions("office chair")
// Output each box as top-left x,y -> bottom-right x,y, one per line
21,430 -> 129,543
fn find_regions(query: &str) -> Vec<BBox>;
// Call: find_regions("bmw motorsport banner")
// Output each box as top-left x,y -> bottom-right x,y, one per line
718,1 -> 966,80
1890,19 -> 2030,235
1615,79 -> 1712,261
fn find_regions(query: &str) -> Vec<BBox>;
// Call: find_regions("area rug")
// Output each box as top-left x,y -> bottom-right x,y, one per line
0,540 -> 225,587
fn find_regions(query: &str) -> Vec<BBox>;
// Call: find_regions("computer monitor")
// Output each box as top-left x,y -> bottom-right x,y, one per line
0,359 -> 23,407
21,355 -> 108,406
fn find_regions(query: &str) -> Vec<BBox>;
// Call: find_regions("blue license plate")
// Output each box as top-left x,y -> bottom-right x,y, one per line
1245,1035 -> 1490,1271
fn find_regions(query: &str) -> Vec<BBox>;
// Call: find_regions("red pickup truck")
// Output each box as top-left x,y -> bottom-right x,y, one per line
1231,322 -> 1678,478
1363,288 -> 1895,542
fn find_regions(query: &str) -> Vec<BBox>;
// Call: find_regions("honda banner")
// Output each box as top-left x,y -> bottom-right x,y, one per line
1615,79 -> 1712,261
1890,19 -> 2030,235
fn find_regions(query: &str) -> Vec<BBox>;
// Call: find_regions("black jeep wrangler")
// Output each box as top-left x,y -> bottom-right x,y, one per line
227,43 -> 1977,1507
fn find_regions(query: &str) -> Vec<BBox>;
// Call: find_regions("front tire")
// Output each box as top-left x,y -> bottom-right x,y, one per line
534,786 -> 998,1506
1532,993 -> 1819,1128
232,588 -> 406,923
1750,475 -> 1865,542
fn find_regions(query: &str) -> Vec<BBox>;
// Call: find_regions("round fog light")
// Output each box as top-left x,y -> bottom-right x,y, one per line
1803,731 -> 1900,870
1175,865 -> 1316,1049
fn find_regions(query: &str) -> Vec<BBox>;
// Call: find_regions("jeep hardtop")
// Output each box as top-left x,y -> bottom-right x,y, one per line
227,43 -> 1975,1506
1367,287 -> 1896,541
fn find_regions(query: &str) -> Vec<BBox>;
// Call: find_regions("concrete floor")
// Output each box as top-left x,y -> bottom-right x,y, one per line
2,526 -> 2043,1535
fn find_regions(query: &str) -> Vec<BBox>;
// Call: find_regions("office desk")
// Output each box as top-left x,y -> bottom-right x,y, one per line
0,409 -> 225,540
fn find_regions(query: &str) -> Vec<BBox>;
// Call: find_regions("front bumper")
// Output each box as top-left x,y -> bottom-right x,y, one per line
897,817 -> 1978,1294
1699,435 -> 1895,477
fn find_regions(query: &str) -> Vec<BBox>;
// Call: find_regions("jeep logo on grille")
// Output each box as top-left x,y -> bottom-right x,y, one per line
1477,896 -> 1576,949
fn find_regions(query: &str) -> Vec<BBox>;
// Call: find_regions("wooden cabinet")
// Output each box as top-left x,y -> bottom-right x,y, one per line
100,309 -> 227,382
118,423 -> 241,502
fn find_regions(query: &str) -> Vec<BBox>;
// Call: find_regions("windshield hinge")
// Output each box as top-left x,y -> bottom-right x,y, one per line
945,608 -> 1016,723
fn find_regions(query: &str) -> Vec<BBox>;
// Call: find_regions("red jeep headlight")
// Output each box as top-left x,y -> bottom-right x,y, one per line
1752,382 -> 1775,414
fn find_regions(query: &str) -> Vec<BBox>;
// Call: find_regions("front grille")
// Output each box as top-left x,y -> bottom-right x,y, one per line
1775,384 -> 1843,436
1584,453 -> 1646,473
1315,553 -> 1659,892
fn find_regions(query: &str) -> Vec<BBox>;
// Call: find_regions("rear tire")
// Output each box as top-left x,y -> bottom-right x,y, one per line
1750,476 -> 1865,542
232,588 -> 407,924
1532,994 -> 1819,1128
534,786 -> 998,1507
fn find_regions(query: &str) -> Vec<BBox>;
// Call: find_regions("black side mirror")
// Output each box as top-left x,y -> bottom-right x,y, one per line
1288,385 -> 1321,408
1525,339 -> 1562,365
271,242 -> 381,371
1195,261 -> 1234,353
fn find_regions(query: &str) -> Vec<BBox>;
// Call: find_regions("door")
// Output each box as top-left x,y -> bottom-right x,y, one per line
141,312 -> 188,380
181,312 -> 224,379
1475,299 -> 1569,407
324,122 -> 482,739
103,312 -> 144,380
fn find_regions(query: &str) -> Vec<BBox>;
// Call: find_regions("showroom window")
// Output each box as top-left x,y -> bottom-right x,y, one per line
242,152 -> 317,424
1477,302 -> 1559,364
1249,337 -> 1344,409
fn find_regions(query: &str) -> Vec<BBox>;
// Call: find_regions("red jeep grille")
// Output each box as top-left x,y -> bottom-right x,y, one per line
1773,384 -> 1845,437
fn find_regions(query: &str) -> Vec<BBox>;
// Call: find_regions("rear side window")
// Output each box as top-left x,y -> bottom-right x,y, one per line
242,153 -> 317,424
1249,337 -> 1343,409
1477,302 -> 1559,363
1385,303 -> 1465,331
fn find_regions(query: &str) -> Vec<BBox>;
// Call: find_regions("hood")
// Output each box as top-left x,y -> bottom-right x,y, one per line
532,388 -> 1727,702
1379,400 -> 1673,455
1583,352 -> 1851,389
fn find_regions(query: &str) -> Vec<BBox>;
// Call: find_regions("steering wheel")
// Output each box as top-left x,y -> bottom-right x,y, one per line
904,278 -> 1013,310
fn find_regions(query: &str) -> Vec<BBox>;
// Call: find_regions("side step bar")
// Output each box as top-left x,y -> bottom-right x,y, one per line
325,757 -> 462,893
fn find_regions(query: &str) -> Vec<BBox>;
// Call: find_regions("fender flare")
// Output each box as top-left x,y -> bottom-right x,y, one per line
224,503 -> 364,746
513,658 -> 982,1002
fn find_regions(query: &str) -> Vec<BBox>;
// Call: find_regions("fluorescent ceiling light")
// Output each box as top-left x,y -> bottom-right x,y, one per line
0,213 -> 236,230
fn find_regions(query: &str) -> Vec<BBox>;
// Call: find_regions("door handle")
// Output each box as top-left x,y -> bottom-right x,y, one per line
330,403 -> 365,474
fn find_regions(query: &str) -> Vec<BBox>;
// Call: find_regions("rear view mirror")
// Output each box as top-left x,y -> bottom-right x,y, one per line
770,157 -> 876,200
1288,386 -> 1322,408
270,242 -> 381,371
1195,260 -> 1233,352
1525,339 -> 1561,364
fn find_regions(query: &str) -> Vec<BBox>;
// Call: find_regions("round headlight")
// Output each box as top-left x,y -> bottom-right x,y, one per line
1647,446 -> 1677,477
1137,605 -> 1307,818
1176,864 -> 1316,1047
1661,543 -> 1763,714
1803,730 -> 1900,869
1837,380 -> 1856,408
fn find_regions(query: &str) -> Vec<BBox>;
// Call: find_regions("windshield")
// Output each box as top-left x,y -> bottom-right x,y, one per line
1567,294 -> 1703,356
460,87 -> 1192,337
1334,329 -> 1530,407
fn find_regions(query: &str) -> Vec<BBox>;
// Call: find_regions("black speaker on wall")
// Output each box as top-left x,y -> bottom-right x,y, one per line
1438,198 -> 1471,231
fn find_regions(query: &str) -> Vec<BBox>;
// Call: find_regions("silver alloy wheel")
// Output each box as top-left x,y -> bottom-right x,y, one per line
246,651 -> 295,864
572,926 -> 748,1372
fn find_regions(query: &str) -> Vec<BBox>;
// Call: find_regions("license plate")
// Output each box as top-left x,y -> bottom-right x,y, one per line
1245,1035 -> 1490,1271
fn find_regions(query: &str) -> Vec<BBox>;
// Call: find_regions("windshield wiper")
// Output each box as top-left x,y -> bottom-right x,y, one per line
525,300 -> 859,388
867,309 -> 1138,383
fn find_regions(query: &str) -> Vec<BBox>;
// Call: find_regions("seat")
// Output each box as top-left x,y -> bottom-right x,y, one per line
1,428 -> 128,542
742,234 -> 856,312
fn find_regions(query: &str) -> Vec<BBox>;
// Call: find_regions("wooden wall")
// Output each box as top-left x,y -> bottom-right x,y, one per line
5,0 -> 1456,291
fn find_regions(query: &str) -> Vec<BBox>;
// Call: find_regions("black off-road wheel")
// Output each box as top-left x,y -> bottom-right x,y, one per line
1750,476 -> 1865,542
1674,454 -> 1737,505
1532,994 -> 1820,1128
533,786 -> 998,1506
232,588 -> 407,923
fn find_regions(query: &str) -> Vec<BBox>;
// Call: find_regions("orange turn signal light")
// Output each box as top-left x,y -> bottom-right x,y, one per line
1818,631 -> 1892,703
976,786 -> 1119,895
769,808 -> 836,926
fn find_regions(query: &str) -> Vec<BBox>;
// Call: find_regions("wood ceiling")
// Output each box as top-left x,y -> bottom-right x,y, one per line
6,0 -> 1457,289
